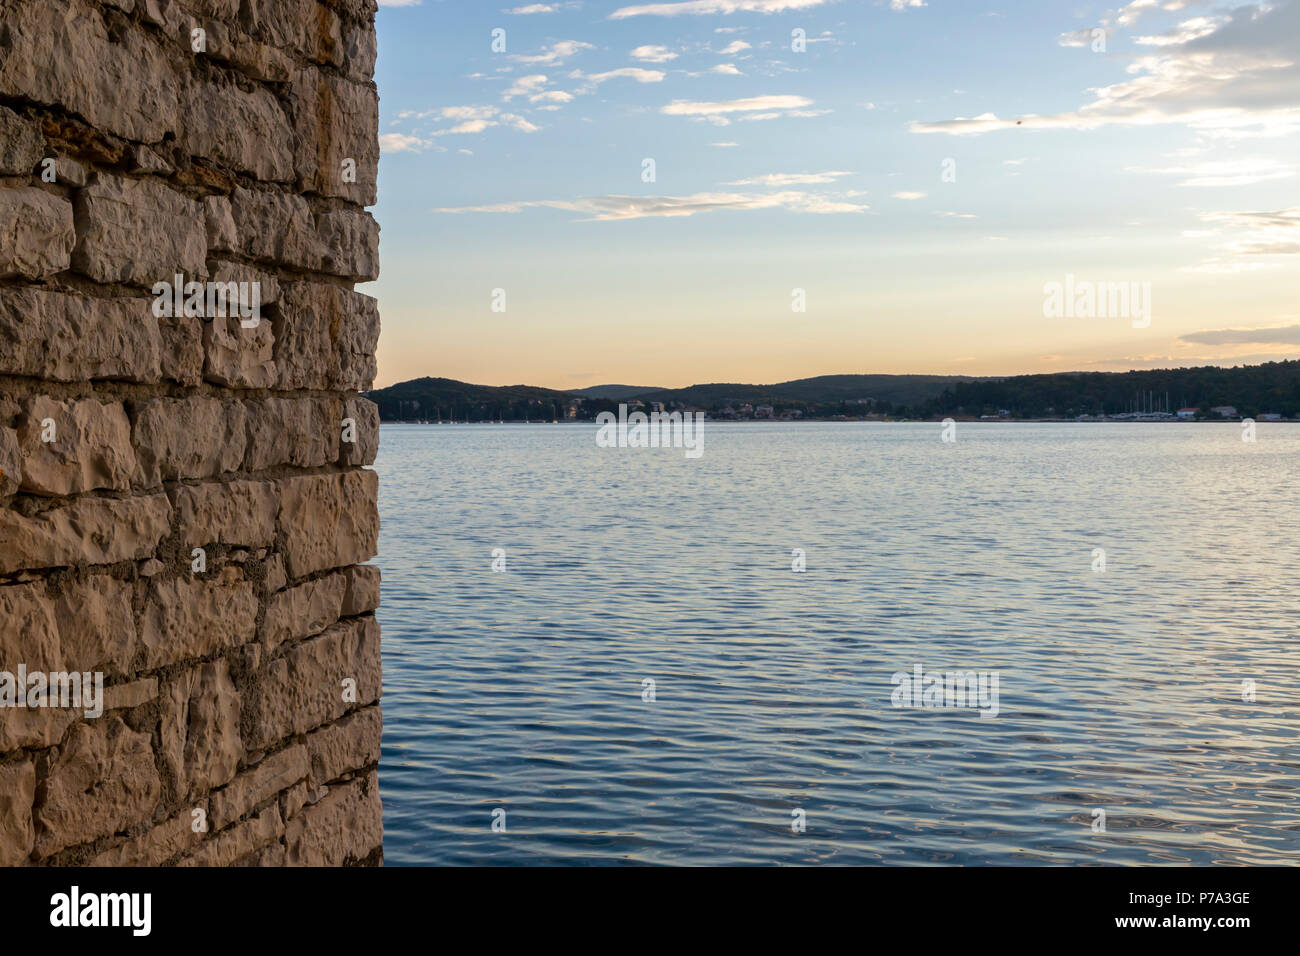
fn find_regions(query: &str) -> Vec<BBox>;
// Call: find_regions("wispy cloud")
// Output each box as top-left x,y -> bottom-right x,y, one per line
435,190 -> 867,221
1180,324 -> 1300,345
505,2 -> 580,12
610,0 -> 827,19
660,93 -> 815,125
910,3 -> 1300,139
631,45 -> 678,62
724,171 -> 854,185
892,190 -> 926,200
1127,158 -> 1295,187
511,40 -> 594,65
380,132 -> 431,153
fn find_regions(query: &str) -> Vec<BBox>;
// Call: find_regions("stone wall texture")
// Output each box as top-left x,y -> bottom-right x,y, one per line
0,0 -> 382,866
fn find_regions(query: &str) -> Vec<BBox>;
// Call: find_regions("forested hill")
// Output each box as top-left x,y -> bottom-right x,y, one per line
924,361 -> 1300,419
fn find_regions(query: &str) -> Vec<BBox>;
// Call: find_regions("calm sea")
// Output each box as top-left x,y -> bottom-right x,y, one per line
375,422 -> 1299,865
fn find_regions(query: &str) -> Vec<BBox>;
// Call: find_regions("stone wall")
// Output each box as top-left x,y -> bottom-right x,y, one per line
0,0 -> 382,866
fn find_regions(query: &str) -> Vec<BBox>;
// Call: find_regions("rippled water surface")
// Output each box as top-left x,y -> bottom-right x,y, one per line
375,422 -> 1299,865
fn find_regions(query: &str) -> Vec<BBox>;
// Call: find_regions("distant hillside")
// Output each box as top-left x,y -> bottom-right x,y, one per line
926,360 -> 1300,418
637,373 -> 986,408
569,384 -> 663,400
365,362 -> 1300,422
365,377 -> 575,421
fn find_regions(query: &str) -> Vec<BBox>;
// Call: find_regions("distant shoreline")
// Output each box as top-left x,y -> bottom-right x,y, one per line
378,416 -> 1298,425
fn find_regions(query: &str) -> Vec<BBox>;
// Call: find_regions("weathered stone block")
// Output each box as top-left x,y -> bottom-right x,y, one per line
160,315 -> 206,387
290,67 -> 379,205
0,428 -> 20,497
160,660 -> 244,798
285,771 -> 381,866
244,397 -> 339,471
342,397 -> 379,466
0,760 -> 36,867
0,106 -> 44,176
203,315 -> 277,388
88,806 -> 205,866
35,718 -> 161,857
241,0 -> 343,67
278,469 -> 379,578
170,479 -> 279,549
0,0 -> 182,144
0,494 -> 172,574
304,705 -> 381,787
72,175 -> 207,286
0,188 -> 75,279
138,571 -> 258,669
262,572 -> 348,649
210,744 -> 309,829
341,564 -> 381,617
177,803 -> 282,867
243,617 -> 381,750
131,397 -> 247,486
276,282 -> 379,391
228,187 -> 321,270
0,289 -> 163,384
316,207 -> 380,281
17,397 -> 138,496
182,78 -> 295,182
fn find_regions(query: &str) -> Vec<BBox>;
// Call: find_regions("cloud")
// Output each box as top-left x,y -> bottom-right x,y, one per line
1116,0 -> 1159,27
1180,325 -> 1300,345
1192,206 -> 1300,264
724,170 -> 854,185
711,141 -> 740,147
1201,208 -> 1300,230
1135,16 -> 1224,47
505,3 -> 578,12
434,190 -> 867,220
1127,157 -> 1295,187
892,190 -> 926,199
1057,28 -> 1105,48
660,94 -> 815,125
631,45 -> 678,62
610,0 -> 827,18
718,40 -> 752,54
910,3 -> 1300,139
511,40 -> 593,65
572,67 -> 666,86
377,0 -> 421,6
711,63 -> 743,75
406,105 -> 542,137
890,0 -> 926,9
502,74 -> 550,100
379,132 -> 431,153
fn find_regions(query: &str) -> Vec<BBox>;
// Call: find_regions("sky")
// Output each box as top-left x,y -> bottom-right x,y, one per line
367,0 -> 1300,390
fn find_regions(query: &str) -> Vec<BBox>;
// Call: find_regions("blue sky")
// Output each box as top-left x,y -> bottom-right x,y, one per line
368,0 -> 1300,389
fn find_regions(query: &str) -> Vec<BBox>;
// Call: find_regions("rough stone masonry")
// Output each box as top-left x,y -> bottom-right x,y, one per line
0,0 -> 382,865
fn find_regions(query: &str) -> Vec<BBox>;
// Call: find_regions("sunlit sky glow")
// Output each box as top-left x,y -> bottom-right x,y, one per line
368,0 -> 1300,389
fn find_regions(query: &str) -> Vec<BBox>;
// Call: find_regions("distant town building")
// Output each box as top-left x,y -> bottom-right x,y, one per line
755,405 -> 774,419
1176,408 -> 1197,419
1211,405 -> 1238,418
